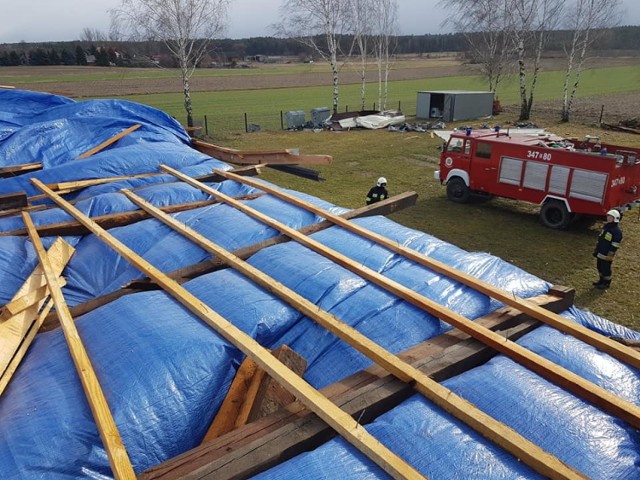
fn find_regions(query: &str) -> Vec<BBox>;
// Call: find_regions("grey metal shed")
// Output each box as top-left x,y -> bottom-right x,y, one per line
416,90 -> 494,122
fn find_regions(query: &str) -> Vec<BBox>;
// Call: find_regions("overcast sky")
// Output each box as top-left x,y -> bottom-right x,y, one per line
1,0 -> 640,44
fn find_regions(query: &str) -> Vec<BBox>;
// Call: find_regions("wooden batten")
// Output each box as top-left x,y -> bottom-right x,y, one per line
162,166 -> 640,432
0,162 -> 42,178
32,178 -> 427,480
77,124 -> 141,159
219,170 -> 640,371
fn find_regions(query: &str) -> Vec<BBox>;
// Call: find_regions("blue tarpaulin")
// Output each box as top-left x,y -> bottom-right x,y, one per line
0,90 -> 638,479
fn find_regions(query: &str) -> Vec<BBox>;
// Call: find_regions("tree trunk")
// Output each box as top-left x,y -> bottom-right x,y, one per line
181,61 -> 193,128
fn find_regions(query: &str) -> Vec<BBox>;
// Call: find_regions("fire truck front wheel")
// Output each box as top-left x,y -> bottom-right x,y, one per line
540,200 -> 573,229
446,177 -> 470,203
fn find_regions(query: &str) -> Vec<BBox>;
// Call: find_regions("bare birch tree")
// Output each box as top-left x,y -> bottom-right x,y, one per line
370,0 -> 398,111
349,0 -> 373,111
440,0 -> 512,94
560,0 -> 622,122
275,0 -> 352,114
110,0 -> 230,127
509,0 -> 563,121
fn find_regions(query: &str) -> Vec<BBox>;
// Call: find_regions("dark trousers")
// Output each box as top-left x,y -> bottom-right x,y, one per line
596,258 -> 613,280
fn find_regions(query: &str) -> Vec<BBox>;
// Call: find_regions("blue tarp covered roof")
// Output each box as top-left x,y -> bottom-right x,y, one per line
0,89 -> 638,479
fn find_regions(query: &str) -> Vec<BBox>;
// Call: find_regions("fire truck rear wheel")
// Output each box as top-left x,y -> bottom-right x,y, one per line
540,200 -> 572,229
446,177 -> 470,203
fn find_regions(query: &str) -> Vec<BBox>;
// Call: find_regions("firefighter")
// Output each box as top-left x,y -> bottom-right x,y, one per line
592,209 -> 623,289
366,177 -> 389,205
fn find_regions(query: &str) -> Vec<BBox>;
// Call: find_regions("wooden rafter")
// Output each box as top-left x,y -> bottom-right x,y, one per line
31,178 -> 426,480
23,214 -> 135,479
160,165 -> 640,431
123,188 -> 585,480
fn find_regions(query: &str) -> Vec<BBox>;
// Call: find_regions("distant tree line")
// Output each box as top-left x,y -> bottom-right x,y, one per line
0,25 -> 638,68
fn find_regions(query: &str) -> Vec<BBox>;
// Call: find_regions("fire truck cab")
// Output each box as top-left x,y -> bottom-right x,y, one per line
435,129 -> 640,228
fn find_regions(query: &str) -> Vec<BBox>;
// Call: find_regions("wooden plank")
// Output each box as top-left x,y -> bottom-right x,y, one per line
44,172 -> 161,192
0,194 -> 263,237
0,238 -> 75,385
31,179 -> 426,480
123,188 -> 585,480
203,356 -> 259,442
139,290 -> 573,480
219,170 -> 640,370
192,139 -> 332,165
38,191 -> 417,331
77,124 -> 141,159
0,277 -> 66,322
0,162 -> 42,177
0,300 -> 54,396
162,166 -> 640,431
0,192 -> 28,211
23,214 -> 136,480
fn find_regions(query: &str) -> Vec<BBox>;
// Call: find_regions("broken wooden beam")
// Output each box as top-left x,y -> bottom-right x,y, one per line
192,139 -> 332,166
139,288 -> 574,480
0,237 -> 75,396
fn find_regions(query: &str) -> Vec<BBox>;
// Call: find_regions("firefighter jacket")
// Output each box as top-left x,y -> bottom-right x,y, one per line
366,185 -> 388,205
595,222 -> 622,261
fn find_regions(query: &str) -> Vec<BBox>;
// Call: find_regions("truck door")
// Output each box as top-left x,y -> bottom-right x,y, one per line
468,141 -> 495,192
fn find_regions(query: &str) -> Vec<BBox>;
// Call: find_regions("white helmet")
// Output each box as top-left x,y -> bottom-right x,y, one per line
606,209 -> 621,223
377,177 -> 387,187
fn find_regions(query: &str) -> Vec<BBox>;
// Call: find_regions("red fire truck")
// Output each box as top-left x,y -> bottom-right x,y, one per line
435,129 -> 640,228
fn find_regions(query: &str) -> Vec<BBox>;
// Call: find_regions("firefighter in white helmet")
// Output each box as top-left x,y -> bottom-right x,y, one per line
592,209 -> 623,289
366,177 -> 389,205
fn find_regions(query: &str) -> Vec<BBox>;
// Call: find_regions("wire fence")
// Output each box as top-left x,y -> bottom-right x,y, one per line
191,100 -> 416,136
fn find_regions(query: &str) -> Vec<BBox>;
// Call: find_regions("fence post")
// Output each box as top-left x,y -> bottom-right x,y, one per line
398,100 -> 401,112
345,105 -> 349,112
204,115 -> 209,135
599,105 -> 605,125
373,102 -> 376,111
280,110 -> 284,130
244,113 -> 248,133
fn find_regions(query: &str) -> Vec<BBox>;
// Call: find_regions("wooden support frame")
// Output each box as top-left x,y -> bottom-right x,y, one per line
122,188 -> 585,480
217,170 -> 640,370
0,162 -> 42,178
23,214 -> 135,479
160,165 -> 640,431
31,178 -> 426,480
140,288 -> 574,480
